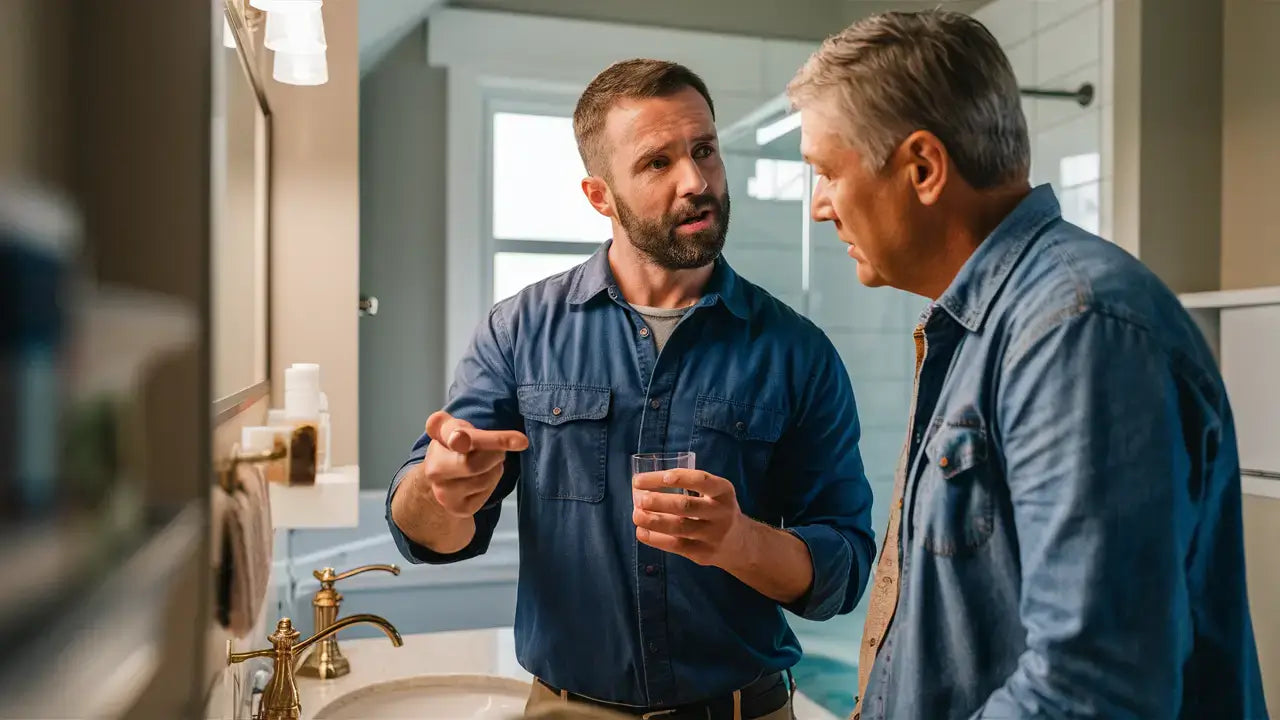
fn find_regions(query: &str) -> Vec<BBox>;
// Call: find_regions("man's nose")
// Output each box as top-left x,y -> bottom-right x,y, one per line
676,156 -> 709,197
810,175 -> 833,222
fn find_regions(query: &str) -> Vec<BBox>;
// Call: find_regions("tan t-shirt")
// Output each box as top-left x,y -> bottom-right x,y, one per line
630,303 -> 692,353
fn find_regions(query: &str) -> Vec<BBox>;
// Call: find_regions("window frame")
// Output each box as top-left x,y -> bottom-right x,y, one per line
481,89 -> 606,307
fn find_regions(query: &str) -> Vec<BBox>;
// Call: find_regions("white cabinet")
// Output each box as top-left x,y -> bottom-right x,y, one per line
1180,286 -> 1280,494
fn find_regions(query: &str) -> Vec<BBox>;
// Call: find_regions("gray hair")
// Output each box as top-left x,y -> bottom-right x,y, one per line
787,10 -> 1030,188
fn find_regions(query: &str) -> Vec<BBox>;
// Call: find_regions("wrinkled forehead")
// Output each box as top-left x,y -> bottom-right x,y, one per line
604,89 -> 717,157
798,102 -> 855,163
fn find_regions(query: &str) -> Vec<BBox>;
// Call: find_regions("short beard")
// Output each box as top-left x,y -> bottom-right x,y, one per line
614,191 -> 731,271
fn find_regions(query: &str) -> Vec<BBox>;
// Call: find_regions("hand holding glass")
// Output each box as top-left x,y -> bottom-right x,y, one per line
631,452 -> 696,495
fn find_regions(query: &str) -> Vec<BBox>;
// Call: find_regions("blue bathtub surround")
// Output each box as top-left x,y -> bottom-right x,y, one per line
268,492 -> 519,639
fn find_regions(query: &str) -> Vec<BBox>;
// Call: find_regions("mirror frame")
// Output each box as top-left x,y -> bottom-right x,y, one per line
213,0 -> 273,423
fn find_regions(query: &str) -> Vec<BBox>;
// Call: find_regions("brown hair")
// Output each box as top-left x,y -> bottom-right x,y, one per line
573,59 -> 716,178
788,10 -> 1030,188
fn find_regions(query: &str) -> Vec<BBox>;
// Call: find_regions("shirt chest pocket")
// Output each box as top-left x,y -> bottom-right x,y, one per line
915,423 -> 995,557
517,384 -> 611,503
690,395 -> 785,505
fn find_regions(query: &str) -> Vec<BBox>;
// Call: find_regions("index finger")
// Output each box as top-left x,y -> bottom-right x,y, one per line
458,428 -> 529,453
425,411 -> 529,453
425,412 -> 473,451
633,469 -> 724,497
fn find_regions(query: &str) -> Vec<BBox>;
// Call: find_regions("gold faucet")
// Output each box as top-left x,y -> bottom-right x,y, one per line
297,564 -> 401,679
227,614 -> 403,720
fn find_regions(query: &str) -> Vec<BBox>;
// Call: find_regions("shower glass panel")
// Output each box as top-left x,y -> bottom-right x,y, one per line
720,98 -> 925,715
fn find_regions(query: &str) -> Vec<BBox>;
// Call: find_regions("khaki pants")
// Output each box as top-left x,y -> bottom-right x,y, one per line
524,678 -> 795,720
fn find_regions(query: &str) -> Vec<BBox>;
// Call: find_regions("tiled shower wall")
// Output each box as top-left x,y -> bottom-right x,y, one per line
975,0 -> 1113,239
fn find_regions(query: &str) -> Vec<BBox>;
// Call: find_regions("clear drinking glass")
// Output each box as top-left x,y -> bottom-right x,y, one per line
631,452 -> 696,495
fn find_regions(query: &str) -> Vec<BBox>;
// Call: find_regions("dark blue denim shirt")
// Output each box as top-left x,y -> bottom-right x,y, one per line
386,242 -> 875,707
861,185 -> 1268,719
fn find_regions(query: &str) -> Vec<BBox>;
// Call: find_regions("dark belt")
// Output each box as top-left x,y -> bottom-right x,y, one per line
538,671 -> 794,720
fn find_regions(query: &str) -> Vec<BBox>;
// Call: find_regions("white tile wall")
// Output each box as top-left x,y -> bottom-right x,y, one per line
811,257 -> 914,331
1003,38 -> 1036,81
831,330 -> 913,382
972,0 -> 1111,237
859,426 -> 907,469
722,245 -> 803,296
1035,0 -> 1096,31
1033,108 -> 1101,187
974,0 -> 1035,47
1035,5 -> 1101,83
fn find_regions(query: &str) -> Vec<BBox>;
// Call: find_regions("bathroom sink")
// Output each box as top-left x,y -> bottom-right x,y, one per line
313,674 -> 530,719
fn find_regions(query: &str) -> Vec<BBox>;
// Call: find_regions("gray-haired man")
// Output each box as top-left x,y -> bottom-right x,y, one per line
788,10 -> 1267,720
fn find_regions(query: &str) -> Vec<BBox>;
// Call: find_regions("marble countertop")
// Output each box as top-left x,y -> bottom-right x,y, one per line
292,627 -> 838,720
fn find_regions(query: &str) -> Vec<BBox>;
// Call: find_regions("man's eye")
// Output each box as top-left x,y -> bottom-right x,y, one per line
694,145 -> 715,159
649,157 -> 669,170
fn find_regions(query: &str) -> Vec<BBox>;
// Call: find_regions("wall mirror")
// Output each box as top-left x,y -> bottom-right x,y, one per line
212,0 -> 271,415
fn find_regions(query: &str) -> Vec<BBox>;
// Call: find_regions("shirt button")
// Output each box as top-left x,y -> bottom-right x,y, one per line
645,564 -> 657,576
650,399 -> 661,409
648,642 -> 658,653
551,407 -> 562,416
735,421 -> 746,433
639,327 -> 650,337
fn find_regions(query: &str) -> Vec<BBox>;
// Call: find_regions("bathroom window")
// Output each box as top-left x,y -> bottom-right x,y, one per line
493,251 -> 591,304
486,105 -> 607,306
746,159 -> 807,202
1057,152 -> 1101,235
491,112 -> 611,243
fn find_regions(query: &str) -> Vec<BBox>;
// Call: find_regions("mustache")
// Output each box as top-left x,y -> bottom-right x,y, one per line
669,194 -> 723,222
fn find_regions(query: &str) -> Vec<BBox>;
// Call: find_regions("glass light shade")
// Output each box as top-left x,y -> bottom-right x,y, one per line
264,6 -> 326,54
273,50 -> 328,86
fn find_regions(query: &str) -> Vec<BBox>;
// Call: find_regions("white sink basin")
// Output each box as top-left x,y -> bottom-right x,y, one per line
313,674 -> 530,719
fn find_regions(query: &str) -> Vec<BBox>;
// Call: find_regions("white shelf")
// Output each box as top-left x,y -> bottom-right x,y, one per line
1243,471 -> 1280,500
269,465 -> 360,528
1178,285 -> 1280,310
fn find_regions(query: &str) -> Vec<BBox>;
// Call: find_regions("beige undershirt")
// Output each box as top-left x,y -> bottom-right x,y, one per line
630,303 -> 693,353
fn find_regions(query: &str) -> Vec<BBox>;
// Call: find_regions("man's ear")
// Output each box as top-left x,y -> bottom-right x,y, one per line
898,130 -> 949,207
582,175 -> 614,218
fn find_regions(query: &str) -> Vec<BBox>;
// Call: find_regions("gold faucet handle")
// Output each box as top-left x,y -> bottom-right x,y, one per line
313,563 -> 401,585
226,642 -> 274,665
225,618 -> 302,666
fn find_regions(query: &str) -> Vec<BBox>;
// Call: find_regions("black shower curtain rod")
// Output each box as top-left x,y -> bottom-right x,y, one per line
1020,82 -> 1095,107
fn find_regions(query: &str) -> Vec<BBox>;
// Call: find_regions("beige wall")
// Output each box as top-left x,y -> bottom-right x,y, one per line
1244,494 -> 1280,708
255,0 -> 361,467
1219,1 -> 1280,701
1111,0 -> 1224,294
1220,0 -> 1280,290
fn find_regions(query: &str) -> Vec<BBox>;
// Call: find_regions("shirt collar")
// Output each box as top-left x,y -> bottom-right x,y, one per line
935,183 -> 1062,333
566,240 -> 751,321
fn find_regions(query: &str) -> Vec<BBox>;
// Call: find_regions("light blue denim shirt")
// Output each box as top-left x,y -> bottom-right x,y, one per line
861,185 -> 1268,719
